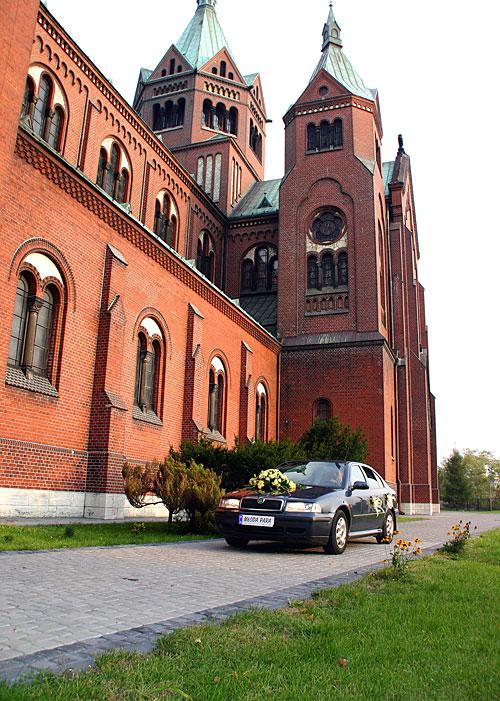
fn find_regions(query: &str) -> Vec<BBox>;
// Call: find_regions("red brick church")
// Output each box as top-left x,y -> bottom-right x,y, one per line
0,0 -> 439,518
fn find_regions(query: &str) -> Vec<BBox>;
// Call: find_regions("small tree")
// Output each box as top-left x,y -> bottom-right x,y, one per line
299,418 -> 368,462
184,461 -> 222,531
122,462 -> 157,509
440,449 -> 471,508
154,456 -> 190,529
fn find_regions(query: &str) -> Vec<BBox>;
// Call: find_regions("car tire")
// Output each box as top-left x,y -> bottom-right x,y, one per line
323,510 -> 349,555
376,510 -> 395,544
224,536 -> 249,548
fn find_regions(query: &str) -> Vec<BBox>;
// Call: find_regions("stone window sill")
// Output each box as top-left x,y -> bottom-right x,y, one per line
306,286 -> 348,297
306,146 -> 343,155
5,366 -> 58,398
202,429 -> 227,446
132,405 -> 163,427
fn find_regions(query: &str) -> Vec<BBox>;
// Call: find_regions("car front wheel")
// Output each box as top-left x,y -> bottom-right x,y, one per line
324,511 -> 349,555
224,536 -> 249,548
376,510 -> 395,544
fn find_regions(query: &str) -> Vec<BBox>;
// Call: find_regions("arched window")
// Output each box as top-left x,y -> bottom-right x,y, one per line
208,357 -> 226,435
315,398 -> 332,422
117,169 -> 129,204
47,106 -> 64,151
196,231 -> 215,282
241,259 -> 254,293
320,120 -> 330,151
169,58 -> 176,75
134,319 -> 164,416
220,61 -> 227,78
98,141 -> 130,203
215,103 -> 226,132
211,67 -> 218,75
376,139 -> 382,171
228,107 -> 238,135
197,157 -> 204,186
154,192 -> 177,248
338,252 -> 348,287
307,256 -> 319,290
255,383 -> 267,442
177,98 -> 185,126
269,256 -> 279,291
322,252 -> 334,288
21,77 -> 35,119
164,101 -> 174,129
240,245 -> 278,295
168,215 -> 177,248
153,103 -> 163,130
96,148 -> 107,189
307,123 -> 317,152
8,256 -> 64,384
8,273 -> 31,369
32,75 -> 52,139
25,72 -> 67,152
255,247 -> 269,291
228,72 -> 234,80
333,119 -> 343,149
106,143 -> 120,197
32,287 -> 54,377
202,99 -> 213,128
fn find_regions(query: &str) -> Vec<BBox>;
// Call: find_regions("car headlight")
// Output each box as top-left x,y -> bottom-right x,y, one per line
285,502 -> 321,514
218,498 -> 240,510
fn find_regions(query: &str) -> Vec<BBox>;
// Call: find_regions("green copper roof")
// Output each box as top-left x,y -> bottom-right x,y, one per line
309,3 -> 373,101
383,161 -> 395,196
230,179 -> 281,219
176,0 -> 233,69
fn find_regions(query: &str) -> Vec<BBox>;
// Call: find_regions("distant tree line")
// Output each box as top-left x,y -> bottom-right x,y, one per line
439,449 -> 499,510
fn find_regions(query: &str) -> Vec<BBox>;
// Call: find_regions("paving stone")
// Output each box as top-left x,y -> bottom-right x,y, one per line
0,512 -> 498,683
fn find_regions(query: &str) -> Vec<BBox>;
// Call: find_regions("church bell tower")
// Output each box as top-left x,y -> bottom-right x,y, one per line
278,2 -> 394,483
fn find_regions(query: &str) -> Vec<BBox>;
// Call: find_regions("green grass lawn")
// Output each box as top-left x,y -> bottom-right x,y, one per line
0,522 -> 216,552
1,530 -> 498,701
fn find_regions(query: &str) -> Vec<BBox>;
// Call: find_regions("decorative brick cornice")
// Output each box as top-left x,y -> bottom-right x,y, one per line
37,7 -> 226,225
16,130 -> 280,353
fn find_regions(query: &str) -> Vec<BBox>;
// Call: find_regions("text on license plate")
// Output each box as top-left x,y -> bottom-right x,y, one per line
239,514 -> 275,527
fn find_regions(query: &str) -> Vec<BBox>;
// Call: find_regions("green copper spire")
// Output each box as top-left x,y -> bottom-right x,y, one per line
176,0 -> 232,69
310,2 -> 373,101
322,1 -> 342,49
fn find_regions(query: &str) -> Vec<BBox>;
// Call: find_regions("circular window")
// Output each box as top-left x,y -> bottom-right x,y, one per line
310,208 -> 346,245
319,86 -> 329,96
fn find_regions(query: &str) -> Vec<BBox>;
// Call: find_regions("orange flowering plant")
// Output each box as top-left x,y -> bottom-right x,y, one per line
386,537 -> 424,578
441,521 -> 476,556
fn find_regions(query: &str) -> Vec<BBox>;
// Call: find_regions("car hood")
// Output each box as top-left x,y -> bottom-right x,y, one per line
227,485 -> 339,500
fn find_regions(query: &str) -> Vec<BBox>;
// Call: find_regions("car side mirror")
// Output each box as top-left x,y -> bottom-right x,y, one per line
352,481 -> 369,491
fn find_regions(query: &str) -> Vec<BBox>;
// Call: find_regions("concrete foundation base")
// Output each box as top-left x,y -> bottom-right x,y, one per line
400,502 -> 441,516
0,487 -> 167,520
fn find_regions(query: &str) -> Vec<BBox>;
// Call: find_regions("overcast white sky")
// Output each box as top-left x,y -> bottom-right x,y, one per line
45,0 -> 499,463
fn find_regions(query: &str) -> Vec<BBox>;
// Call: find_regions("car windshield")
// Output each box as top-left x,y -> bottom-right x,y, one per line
281,461 -> 347,488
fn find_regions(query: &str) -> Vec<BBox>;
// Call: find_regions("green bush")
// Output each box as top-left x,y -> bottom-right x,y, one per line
173,438 -> 305,491
299,418 -> 368,462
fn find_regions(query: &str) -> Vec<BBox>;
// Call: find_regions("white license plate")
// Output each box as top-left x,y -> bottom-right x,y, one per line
239,514 -> 275,528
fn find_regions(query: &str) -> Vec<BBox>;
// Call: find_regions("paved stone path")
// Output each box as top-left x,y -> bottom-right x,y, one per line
0,511 -> 498,683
